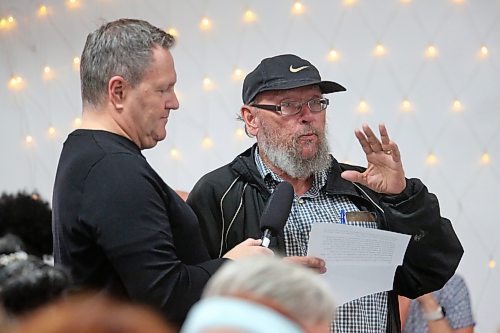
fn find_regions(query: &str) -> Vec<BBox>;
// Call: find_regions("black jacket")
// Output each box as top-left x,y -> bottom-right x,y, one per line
188,145 -> 463,333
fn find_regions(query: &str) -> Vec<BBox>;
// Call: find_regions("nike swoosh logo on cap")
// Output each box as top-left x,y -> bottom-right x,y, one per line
289,65 -> 309,73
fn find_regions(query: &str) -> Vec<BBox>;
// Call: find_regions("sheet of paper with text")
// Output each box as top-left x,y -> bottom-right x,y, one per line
307,223 -> 411,305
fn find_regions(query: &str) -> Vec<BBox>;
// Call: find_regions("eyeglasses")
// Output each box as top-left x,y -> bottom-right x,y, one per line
250,98 -> 329,116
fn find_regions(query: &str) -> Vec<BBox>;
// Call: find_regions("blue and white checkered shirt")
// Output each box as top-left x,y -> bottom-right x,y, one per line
403,274 -> 475,333
255,150 -> 388,333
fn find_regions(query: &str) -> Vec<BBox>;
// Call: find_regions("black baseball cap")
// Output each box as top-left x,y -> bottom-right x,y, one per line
242,54 -> 346,104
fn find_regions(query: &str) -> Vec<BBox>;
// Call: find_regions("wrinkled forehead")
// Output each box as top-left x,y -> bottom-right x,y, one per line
254,84 -> 322,103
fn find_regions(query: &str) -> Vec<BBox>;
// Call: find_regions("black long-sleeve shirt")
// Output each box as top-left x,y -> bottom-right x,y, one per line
52,129 -> 224,326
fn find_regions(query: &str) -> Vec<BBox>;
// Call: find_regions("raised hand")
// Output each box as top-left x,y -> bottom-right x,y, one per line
341,123 -> 406,195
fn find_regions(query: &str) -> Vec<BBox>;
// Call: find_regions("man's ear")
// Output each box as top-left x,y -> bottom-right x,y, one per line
108,76 -> 126,110
241,105 -> 259,137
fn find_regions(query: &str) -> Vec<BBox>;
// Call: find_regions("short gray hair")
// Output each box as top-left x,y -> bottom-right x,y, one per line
80,18 -> 175,107
203,256 -> 335,327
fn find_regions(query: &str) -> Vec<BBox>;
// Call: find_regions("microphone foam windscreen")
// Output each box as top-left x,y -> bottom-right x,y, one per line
259,181 -> 294,234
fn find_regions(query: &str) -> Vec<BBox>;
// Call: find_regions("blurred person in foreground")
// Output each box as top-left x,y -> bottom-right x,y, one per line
187,54 -> 464,333
10,293 -> 175,333
181,256 -> 335,333
51,18 -> 271,328
399,274 -> 475,333
0,234 -> 72,322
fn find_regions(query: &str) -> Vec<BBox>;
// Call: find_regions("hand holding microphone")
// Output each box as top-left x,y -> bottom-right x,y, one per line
259,181 -> 294,248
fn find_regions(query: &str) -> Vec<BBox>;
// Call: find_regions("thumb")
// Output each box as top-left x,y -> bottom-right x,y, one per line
341,170 -> 364,184
242,238 -> 263,246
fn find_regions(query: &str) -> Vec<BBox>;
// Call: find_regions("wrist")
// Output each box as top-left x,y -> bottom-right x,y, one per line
422,305 -> 446,321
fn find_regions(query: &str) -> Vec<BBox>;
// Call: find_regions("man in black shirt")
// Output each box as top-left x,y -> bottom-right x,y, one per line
51,18 -> 271,328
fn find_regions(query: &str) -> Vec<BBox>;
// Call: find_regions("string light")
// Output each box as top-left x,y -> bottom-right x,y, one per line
0,16 -> 15,30
31,193 -> 39,201
235,128 -> 245,140
166,28 -> 178,38
43,66 -> 54,80
479,45 -> 488,58
202,77 -> 214,91
426,153 -> 438,165
400,0 -> 412,3
73,56 -> 80,71
38,5 -> 48,17
357,100 -> 369,113
25,135 -> 34,144
199,17 -> 212,31
8,76 -> 25,90
232,68 -> 245,81
480,152 -> 490,165
66,0 -> 80,9
425,44 -> 438,58
452,99 -> 462,112
489,259 -> 496,269
48,126 -> 56,137
243,10 -> 257,23
343,0 -> 357,6
328,49 -> 340,62
373,43 -> 387,56
401,98 -> 412,112
73,117 -> 82,128
201,137 -> 214,149
291,1 -> 305,15
170,148 -> 181,160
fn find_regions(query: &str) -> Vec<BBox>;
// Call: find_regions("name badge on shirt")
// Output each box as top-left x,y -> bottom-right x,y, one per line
346,211 -> 376,222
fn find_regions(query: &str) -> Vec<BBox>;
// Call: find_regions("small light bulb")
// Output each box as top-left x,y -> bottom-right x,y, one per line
73,57 -> 80,65
401,99 -> 411,112
170,148 -> 181,160
235,128 -> 245,139
426,153 -> 438,165
452,99 -> 462,112
374,43 -> 386,56
425,45 -> 438,58
243,10 -> 257,23
232,68 -> 244,81
48,126 -> 56,136
203,77 -> 214,90
31,193 -> 39,201
44,66 -> 51,73
202,137 -> 214,149
38,5 -> 48,16
7,16 -> 14,23
480,152 -> 490,165
73,117 -> 82,128
199,17 -> 212,31
489,259 -> 496,269
292,1 -> 305,14
480,45 -> 488,58
358,100 -> 369,113
25,135 -> 33,143
328,49 -> 340,61
343,0 -> 357,6
166,28 -> 178,38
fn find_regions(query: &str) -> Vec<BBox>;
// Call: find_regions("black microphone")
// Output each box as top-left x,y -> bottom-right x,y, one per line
260,181 -> 294,248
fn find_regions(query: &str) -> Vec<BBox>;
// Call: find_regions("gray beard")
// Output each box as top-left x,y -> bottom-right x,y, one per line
258,123 -> 331,179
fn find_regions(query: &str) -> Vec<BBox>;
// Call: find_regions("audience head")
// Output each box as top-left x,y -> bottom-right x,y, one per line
11,293 -> 175,333
0,234 -> 72,318
182,256 -> 335,333
0,192 -> 52,258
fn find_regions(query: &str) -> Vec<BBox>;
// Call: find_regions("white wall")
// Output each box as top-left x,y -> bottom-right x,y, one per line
1,0 -> 498,331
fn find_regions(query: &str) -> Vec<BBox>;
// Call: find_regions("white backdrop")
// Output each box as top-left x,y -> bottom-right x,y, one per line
1,1 -> 498,331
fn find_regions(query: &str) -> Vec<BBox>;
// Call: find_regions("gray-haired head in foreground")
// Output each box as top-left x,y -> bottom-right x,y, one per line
80,18 -> 175,108
203,256 -> 336,327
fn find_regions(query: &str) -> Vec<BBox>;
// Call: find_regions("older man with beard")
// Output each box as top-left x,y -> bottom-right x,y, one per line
187,54 -> 463,333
